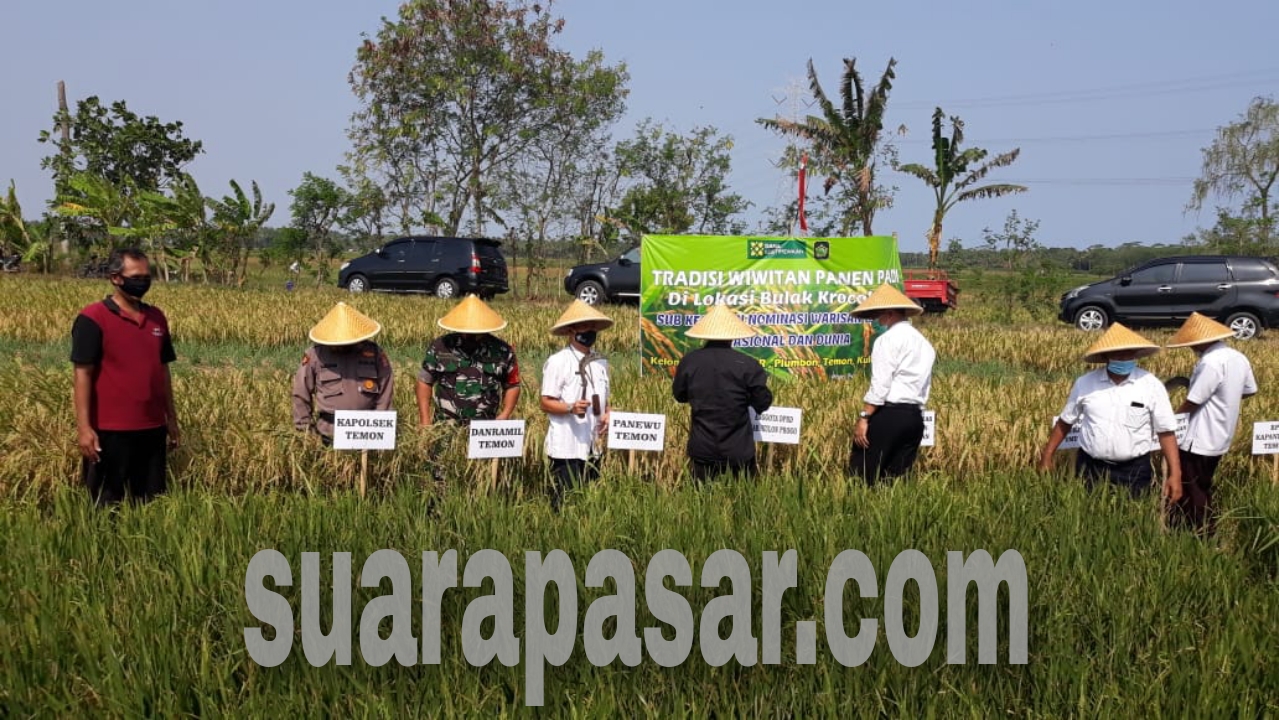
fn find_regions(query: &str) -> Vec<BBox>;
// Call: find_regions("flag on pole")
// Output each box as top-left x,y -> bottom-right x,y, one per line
797,153 -> 808,233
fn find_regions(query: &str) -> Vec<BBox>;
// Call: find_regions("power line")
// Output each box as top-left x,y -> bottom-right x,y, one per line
893,128 -> 1217,145
892,68 -> 1279,109
998,177 -> 1197,186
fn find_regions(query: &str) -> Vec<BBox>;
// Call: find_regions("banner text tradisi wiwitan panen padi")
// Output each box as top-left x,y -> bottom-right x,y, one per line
639,235 -> 904,380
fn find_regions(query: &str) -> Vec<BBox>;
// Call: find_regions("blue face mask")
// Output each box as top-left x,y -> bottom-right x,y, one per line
1107,358 -> 1137,376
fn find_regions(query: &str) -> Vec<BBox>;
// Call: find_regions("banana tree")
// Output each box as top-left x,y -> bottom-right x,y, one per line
898,107 -> 1027,270
757,56 -> 898,236
207,179 -> 274,286
1,181 -> 53,271
54,172 -> 141,254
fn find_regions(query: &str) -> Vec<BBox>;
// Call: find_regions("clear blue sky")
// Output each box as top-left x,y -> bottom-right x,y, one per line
4,0 -> 1278,254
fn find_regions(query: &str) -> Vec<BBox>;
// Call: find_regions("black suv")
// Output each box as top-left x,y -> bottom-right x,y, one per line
563,246 -> 641,305
338,236 -> 508,299
1058,255 -> 1279,339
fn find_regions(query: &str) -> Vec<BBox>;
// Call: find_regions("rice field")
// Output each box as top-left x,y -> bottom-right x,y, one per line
1,274 -> 1276,717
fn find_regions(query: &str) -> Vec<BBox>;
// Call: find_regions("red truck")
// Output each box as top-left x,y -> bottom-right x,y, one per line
904,269 -> 959,313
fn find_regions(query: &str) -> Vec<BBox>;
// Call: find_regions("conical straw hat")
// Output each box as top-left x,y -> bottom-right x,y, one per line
551,299 -> 614,335
437,294 -> 507,334
1082,322 -> 1160,363
1166,312 -> 1234,348
849,283 -> 923,317
309,302 -> 382,346
685,304 -> 758,340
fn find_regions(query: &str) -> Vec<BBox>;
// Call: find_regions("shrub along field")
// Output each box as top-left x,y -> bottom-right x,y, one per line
1,274 -> 1276,716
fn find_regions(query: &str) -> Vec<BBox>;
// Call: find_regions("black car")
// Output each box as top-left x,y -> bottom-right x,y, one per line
564,246 -> 641,305
1058,255 -> 1279,340
338,236 -> 508,299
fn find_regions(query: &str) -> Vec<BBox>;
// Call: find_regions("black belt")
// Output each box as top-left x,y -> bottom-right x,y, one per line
881,402 -> 922,410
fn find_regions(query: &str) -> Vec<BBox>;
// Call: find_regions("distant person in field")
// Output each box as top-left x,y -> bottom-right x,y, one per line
416,294 -> 520,426
672,303 -> 773,481
540,300 -> 612,511
847,283 -> 936,485
291,302 -> 394,446
1038,323 -> 1183,503
1164,313 -> 1257,535
70,247 -> 179,506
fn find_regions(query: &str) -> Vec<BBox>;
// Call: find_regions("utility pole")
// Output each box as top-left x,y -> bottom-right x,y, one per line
55,80 -> 73,256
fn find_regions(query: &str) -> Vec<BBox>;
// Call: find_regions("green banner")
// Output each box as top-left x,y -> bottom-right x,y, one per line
640,235 -> 904,380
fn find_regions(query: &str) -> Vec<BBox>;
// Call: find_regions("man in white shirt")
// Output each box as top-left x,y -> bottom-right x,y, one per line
847,283 -> 936,484
1164,313 -> 1258,534
540,300 -> 612,511
1039,323 -> 1183,503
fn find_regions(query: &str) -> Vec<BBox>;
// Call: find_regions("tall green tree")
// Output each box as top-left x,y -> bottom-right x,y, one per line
1188,95 -> 1279,245
982,209 -> 1041,270
609,119 -> 750,239
289,173 -> 351,285
898,107 -> 1026,270
757,56 -> 899,236
38,96 -> 203,195
347,0 -> 628,236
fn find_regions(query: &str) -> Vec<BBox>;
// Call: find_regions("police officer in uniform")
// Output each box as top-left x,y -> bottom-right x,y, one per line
292,302 -> 394,444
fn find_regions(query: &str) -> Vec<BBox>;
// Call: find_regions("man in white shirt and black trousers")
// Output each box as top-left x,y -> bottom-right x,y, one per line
1039,323 -> 1183,503
847,283 -> 937,485
540,300 -> 613,511
1164,313 -> 1258,535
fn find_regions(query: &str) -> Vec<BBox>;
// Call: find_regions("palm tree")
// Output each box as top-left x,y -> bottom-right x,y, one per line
898,108 -> 1026,270
758,56 -> 897,236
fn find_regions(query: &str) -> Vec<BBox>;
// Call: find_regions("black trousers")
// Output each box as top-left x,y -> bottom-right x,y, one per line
549,456 -> 600,511
1170,449 -> 1222,535
691,458 -> 757,483
848,404 -> 924,484
82,426 -> 168,506
1075,451 -> 1153,498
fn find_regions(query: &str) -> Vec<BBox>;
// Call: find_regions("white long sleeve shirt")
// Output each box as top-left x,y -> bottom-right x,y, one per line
1181,342 -> 1258,456
863,320 -> 935,406
1059,367 -> 1177,462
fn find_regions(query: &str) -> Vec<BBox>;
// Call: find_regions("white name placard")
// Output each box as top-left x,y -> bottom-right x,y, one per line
1051,416 -> 1082,451
1252,421 -> 1279,455
921,410 -> 936,447
750,407 -> 802,444
468,420 -> 526,459
332,410 -> 397,450
608,412 -> 666,452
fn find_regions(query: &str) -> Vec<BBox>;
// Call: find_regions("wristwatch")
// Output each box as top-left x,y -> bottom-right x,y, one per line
859,411 -> 871,419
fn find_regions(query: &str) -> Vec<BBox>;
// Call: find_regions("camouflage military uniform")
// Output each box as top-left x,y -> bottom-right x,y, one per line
417,333 -> 520,424
292,341 -> 394,441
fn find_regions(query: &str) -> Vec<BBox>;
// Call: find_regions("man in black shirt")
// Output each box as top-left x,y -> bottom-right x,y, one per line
672,304 -> 773,481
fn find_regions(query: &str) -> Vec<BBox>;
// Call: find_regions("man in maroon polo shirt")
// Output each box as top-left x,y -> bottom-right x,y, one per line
70,247 -> 180,506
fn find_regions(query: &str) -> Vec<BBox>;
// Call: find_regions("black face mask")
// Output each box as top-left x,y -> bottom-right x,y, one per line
116,275 -> 152,300
574,330 -> 598,347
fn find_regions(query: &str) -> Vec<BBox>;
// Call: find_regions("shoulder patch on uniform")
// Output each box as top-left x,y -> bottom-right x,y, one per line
302,353 -> 309,365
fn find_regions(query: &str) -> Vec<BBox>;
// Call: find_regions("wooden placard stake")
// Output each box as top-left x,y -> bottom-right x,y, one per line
359,449 -> 368,499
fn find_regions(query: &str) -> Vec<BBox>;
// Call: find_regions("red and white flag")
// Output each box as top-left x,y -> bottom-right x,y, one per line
797,152 -> 808,234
